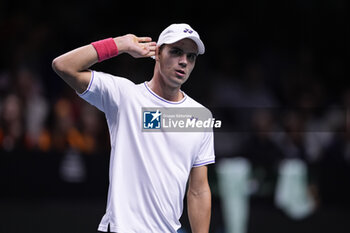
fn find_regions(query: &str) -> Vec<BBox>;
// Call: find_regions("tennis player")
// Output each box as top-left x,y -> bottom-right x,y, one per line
52,23 -> 215,233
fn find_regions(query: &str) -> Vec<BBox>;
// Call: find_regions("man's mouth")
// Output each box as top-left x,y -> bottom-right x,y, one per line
175,69 -> 186,77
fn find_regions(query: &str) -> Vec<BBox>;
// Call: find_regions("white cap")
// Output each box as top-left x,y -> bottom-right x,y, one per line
156,23 -> 205,55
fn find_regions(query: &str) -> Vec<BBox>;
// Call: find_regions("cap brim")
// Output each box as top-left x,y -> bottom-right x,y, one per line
151,35 -> 205,59
160,35 -> 205,55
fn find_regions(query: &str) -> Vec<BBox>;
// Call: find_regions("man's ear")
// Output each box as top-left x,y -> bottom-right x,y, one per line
155,45 -> 161,61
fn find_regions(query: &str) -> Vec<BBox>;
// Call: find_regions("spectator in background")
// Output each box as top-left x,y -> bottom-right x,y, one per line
0,94 -> 25,151
213,61 -> 278,109
320,116 -> 350,207
236,109 -> 284,199
51,98 -> 76,152
14,67 -> 49,150
318,89 -> 350,207
79,101 -> 109,154
276,110 -> 308,160
47,97 -> 107,154
211,60 -> 279,157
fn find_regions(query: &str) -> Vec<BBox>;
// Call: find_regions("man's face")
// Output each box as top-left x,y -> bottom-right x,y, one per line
156,38 -> 198,88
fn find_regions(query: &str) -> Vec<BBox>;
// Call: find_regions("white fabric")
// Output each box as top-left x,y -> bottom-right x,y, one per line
217,158 -> 251,233
78,71 -> 215,233
275,158 -> 315,220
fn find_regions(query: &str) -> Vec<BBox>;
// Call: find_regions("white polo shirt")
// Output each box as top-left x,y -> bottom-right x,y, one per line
78,71 -> 215,233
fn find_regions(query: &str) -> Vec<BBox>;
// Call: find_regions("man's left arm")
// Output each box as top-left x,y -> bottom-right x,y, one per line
187,165 -> 211,233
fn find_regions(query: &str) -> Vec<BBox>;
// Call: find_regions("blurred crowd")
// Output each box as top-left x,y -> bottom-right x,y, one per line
0,67 -> 109,154
210,58 -> 350,211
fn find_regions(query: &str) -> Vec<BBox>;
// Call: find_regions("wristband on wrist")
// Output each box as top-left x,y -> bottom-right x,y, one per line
91,38 -> 118,62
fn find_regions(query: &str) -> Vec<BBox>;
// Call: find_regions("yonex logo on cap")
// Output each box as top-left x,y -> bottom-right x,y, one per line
183,28 -> 193,34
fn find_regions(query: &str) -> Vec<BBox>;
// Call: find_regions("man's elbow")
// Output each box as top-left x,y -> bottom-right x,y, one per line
52,56 -> 72,78
52,57 -> 63,75
188,186 -> 211,198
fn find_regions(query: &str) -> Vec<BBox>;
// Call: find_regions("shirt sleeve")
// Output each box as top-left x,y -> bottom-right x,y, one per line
193,130 -> 215,167
77,70 -> 133,116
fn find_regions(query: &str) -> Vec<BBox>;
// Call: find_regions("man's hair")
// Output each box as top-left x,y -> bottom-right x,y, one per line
158,44 -> 166,53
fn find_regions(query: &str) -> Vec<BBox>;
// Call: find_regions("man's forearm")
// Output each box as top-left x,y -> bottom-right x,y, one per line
52,35 -> 155,93
187,188 -> 211,233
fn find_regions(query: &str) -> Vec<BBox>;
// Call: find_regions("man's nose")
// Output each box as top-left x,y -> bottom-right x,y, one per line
179,54 -> 187,67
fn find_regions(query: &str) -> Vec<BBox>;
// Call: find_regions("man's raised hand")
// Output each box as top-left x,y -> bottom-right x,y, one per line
114,34 -> 157,58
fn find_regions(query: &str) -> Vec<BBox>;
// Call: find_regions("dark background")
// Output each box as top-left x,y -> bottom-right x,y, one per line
0,0 -> 349,232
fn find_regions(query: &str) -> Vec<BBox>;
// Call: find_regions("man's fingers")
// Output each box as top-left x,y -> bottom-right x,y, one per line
141,42 -> 156,51
142,46 -> 156,57
145,43 -> 156,57
146,51 -> 156,57
139,42 -> 156,51
128,36 -> 156,58
148,45 -> 157,51
138,37 -> 153,43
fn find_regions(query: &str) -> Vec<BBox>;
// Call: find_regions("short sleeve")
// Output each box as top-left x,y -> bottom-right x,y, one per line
77,70 -> 134,116
193,130 -> 215,167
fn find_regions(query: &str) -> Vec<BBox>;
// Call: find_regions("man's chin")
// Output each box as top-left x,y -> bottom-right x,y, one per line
172,76 -> 188,86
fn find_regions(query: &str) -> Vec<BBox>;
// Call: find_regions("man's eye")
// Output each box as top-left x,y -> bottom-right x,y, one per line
171,49 -> 182,55
188,54 -> 197,61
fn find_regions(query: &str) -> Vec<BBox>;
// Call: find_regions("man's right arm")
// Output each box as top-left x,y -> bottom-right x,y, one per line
52,35 -> 156,94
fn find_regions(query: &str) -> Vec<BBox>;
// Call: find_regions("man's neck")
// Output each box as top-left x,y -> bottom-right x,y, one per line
148,74 -> 184,102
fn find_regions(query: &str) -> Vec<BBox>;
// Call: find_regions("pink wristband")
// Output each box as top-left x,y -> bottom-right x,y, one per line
91,38 -> 118,62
